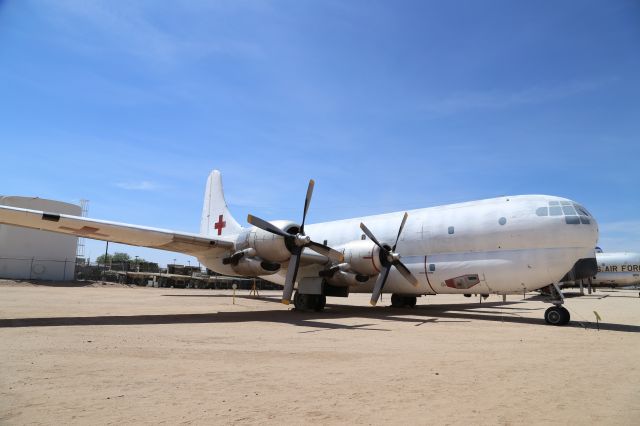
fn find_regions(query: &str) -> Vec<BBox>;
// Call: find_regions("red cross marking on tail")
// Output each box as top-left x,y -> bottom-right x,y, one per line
214,214 -> 226,236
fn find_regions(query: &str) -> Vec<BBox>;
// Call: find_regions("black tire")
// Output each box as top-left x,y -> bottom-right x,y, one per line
313,295 -> 326,312
464,294 -> 472,298
545,306 -> 566,325
293,291 -> 303,310
391,294 -> 404,308
558,306 -> 570,325
406,296 -> 417,308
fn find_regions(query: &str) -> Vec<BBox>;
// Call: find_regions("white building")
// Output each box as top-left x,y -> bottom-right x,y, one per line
0,196 -> 80,281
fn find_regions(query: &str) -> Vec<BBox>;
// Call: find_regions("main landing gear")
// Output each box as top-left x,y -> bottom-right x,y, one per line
293,291 -> 326,312
391,294 -> 417,308
543,283 -> 570,326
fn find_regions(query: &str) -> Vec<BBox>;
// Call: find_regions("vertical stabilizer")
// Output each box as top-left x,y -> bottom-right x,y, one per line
200,170 -> 243,237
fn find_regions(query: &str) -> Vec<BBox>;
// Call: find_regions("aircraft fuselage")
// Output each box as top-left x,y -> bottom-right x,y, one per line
200,194 -> 598,296
592,252 -> 640,287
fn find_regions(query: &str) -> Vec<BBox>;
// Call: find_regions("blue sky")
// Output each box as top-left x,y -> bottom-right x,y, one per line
1,0 -> 639,265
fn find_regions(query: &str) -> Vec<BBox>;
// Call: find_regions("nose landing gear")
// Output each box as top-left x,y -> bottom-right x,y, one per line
543,282 -> 570,326
544,305 -> 570,325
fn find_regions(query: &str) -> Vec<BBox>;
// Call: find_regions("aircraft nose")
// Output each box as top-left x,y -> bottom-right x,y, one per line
569,199 -> 599,246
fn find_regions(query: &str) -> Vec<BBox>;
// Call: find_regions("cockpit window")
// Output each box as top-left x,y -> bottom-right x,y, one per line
536,207 -> 548,216
537,201 -> 593,225
549,206 -> 563,216
573,204 -> 591,217
565,216 -> 580,224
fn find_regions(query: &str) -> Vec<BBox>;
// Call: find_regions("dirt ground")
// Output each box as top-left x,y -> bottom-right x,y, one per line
1,281 -> 639,425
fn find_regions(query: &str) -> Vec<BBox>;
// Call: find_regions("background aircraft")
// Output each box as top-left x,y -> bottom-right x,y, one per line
592,250 -> 640,287
0,170 -> 599,325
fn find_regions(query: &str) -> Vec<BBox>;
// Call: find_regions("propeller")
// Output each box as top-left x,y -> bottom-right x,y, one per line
247,179 -> 343,305
359,212 -> 419,306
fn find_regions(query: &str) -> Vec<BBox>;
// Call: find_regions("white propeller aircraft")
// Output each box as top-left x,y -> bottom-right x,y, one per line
0,170 -> 599,325
592,251 -> 640,287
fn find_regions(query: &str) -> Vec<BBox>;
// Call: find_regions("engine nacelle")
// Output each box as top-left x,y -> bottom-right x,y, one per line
231,257 -> 281,276
325,270 -> 372,287
339,240 -> 382,276
235,220 -> 299,263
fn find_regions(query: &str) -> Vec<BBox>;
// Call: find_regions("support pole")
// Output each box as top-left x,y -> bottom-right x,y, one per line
104,241 -> 109,270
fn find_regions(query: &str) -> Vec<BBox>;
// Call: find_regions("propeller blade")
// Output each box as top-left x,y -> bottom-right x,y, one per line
392,212 -> 409,251
282,249 -> 302,305
247,214 -> 290,238
359,222 -> 385,250
300,179 -> 315,233
308,241 -> 344,262
394,260 -> 419,287
370,266 -> 391,306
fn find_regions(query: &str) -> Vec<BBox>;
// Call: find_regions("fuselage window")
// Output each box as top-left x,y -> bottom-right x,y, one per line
565,216 -> 580,224
579,216 -> 590,224
562,205 -> 577,215
560,201 -> 572,206
361,234 -> 366,240
549,201 -> 560,206
536,207 -> 548,216
549,206 -> 563,216
448,226 -> 454,235
429,263 -> 436,272
498,217 -> 507,225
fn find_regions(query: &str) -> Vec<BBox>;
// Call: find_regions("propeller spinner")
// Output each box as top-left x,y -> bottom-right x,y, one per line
359,212 -> 419,306
247,179 -> 343,305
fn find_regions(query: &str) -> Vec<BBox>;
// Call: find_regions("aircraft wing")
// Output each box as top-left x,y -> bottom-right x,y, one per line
0,205 -> 234,256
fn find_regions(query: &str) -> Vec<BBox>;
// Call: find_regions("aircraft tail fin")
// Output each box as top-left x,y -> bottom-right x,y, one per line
200,170 -> 243,237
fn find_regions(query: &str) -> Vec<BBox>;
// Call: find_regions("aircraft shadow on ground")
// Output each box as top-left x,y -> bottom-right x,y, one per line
1,298 -> 638,333
16,281 -> 121,288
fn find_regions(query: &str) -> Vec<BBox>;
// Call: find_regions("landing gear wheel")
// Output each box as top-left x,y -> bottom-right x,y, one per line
293,291 -> 303,310
390,294 -> 416,308
559,306 -> 570,324
293,292 -> 326,312
545,306 -> 570,325
391,294 -> 404,308
313,295 -> 326,312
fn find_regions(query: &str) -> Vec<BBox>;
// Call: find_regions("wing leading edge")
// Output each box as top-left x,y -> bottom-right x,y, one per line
0,205 -> 234,256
